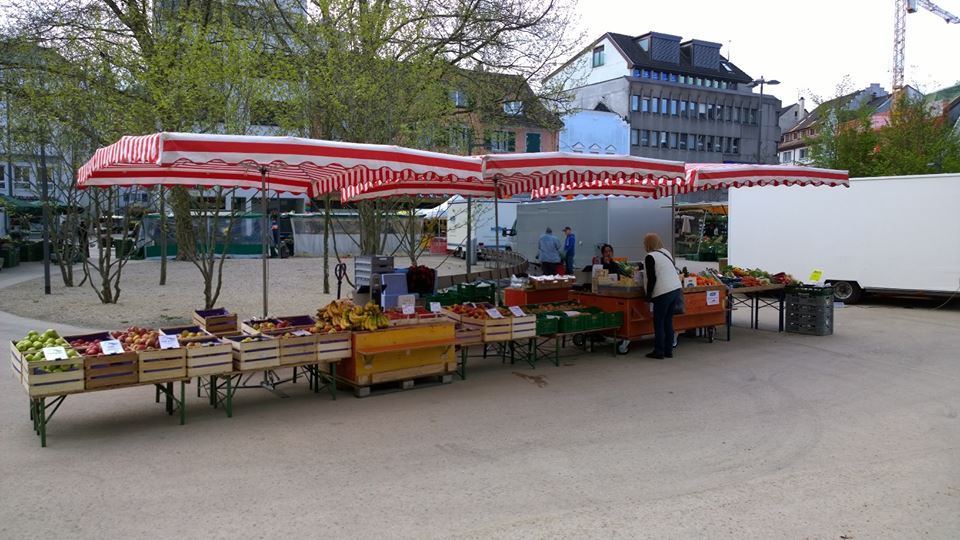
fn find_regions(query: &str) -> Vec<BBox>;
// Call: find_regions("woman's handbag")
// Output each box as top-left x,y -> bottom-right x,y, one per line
657,250 -> 686,314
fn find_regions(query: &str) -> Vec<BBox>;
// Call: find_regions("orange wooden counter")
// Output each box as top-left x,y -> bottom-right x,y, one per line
503,287 -> 573,306
572,285 -> 727,341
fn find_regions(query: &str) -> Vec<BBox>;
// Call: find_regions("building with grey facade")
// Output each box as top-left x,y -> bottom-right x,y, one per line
549,31 -> 782,164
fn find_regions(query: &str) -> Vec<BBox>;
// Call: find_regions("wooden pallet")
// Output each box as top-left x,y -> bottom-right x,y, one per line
138,348 -> 187,383
337,364 -> 456,397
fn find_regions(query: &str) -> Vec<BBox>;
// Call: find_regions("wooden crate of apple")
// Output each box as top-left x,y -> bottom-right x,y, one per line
65,332 -> 139,389
226,335 -> 280,370
442,304 -> 513,342
160,325 -> 214,343
383,306 -> 443,326
11,330 -> 85,396
183,337 -> 234,376
111,327 -> 186,382
256,316 -> 320,366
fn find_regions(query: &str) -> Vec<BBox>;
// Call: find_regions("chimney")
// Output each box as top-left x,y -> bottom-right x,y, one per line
798,97 -> 806,120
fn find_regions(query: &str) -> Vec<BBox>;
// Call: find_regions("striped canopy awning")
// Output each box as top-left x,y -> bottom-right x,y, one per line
339,152 -> 687,202
77,133 -> 485,197
682,163 -> 849,192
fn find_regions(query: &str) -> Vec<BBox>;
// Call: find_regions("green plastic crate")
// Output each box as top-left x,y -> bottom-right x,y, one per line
536,315 -> 559,336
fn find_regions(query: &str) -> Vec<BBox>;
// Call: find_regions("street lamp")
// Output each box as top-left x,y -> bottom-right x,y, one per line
747,77 -> 779,164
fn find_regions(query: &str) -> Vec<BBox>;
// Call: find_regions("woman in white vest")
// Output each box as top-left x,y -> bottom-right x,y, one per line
642,233 -> 683,359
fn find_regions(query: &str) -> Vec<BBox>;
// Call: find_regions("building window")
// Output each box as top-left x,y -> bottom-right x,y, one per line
651,131 -> 660,148
724,137 -> 732,153
679,100 -> 687,116
630,95 -> 639,112
670,99 -> 678,116
732,138 -> 740,153
669,132 -> 678,149
661,98 -> 668,115
630,129 -> 640,146
592,46 -> 605,67
724,106 -> 732,122
641,130 -> 650,147
659,131 -> 669,148
642,69 -> 650,78
706,135 -> 714,152
678,133 -> 687,150
714,137 -> 722,152
696,134 -> 705,152
750,109 -> 758,125
695,77 -> 703,86
641,97 -> 650,113
716,105 -> 724,121
14,166 -> 31,191
503,101 -> 523,116
651,98 -> 659,114
651,71 -> 659,81
698,103 -> 707,120
490,131 -> 516,152
781,151 -> 793,163
679,75 -> 687,84
451,90 -> 468,108
799,148 -> 808,160
670,73 -> 678,83
0,168 -> 4,191
707,104 -> 714,120
733,107 -> 741,123
449,125 -> 472,150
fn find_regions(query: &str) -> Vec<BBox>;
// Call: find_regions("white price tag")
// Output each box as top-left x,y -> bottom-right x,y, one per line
398,294 -> 416,307
508,306 -> 526,317
429,302 -> 441,313
292,330 -> 313,337
486,308 -> 503,319
99,339 -> 125,355
159,334 -> 181,349
563,311 -> 582,317
706,290 -> 721,306
42,346 -> 68,361
401,305 -> 416,315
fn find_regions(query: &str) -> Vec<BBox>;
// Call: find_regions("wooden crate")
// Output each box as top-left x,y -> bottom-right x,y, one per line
226,335 -> 280,371
10,341 -> 23,383
12,341 -> 85,396
138,348 -> 187,383
160,325 -> 214,343
240,318 -> 279,336
185,338 -> 234,377
62,332 -> 139,389
276,333 -> 319,366
316,332 -> 353,363
455,325 -> 483,345
193,308 -> 239,336
340,323 -> 455,386
442,310 -> 512,342
510,315 -> 537,340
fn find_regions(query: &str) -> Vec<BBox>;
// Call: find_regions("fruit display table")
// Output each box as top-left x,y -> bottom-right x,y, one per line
573,285 -> 728,353
727,284 -> 786,333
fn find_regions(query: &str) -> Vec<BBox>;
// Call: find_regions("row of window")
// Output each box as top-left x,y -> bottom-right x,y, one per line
634,69 -> 737,90
630,96 -> 758,124
0,165 -> 38,191
779,148 -> 809,163
630,129 -> 741,154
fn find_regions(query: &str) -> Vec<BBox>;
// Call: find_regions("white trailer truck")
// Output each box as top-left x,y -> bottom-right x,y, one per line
425,196 -> 520,260
728,173 -> 960,303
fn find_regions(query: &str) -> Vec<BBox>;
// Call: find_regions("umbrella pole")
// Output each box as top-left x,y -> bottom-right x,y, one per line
493,176 -> 501,306
671,189 -> 677,255
465,195 -> 472,276
260,168 -> 269,318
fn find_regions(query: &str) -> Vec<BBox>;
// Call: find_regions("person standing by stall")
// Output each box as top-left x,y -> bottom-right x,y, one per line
562,226 -> 576,275
537,227 -> 562,275
643,233 -> 682,359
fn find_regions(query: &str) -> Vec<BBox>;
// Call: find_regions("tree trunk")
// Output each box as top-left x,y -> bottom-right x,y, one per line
170,187 -> 195,261
159,187 -> 168,285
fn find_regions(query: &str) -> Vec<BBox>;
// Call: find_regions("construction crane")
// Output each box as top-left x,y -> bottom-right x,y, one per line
893,0 -> 960,90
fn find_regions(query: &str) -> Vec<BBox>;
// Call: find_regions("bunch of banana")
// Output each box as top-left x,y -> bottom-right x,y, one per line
316,299 -> 390,331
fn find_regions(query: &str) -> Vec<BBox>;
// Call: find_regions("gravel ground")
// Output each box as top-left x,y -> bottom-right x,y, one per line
0,255 -> 467,329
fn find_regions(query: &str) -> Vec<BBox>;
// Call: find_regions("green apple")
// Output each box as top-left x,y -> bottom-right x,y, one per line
43,329 -> 57,339
16,341 -> 30,352
67,349 -> 78,358
26,330 -> 39,337
32,341 -> 43,349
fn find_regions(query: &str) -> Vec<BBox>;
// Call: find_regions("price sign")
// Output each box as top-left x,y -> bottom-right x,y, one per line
429,302 -> 441,313
486,308 -> 504,319
401,305 -> 416,315
292,330 -> 312,337
398,294 -> 416,307
809,269 -> 823,282
99,339 -> 124,355
508,306 -> 526,317
42,346 -> 68,360
563,311 -> 582,317
159,335 -> 181,349
706,290 -> 721,306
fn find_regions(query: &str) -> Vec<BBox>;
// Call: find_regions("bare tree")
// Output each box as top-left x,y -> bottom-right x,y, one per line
81,186 -> 140,303
181,187 -> 241,309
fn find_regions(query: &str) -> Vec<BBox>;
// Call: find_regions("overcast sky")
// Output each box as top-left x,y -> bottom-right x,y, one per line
574,0 -> 959,107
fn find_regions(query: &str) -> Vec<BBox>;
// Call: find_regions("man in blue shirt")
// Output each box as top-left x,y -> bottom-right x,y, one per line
537,227 -> 562,275
562,226 -> 576,275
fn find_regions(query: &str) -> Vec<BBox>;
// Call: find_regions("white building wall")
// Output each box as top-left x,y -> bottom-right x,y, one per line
557,37 -> 630,91
559,110 -> 630,155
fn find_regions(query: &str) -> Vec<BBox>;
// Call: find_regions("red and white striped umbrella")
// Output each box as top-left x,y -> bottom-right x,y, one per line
339,152 -> 686,202
681,163 -> 849,193
77,132 -> 484,196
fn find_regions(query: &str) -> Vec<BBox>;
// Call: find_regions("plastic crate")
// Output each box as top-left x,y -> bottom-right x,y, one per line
786,293 -> 833,308
536,315 -> 559,336
785,310 -> 833,336
785,284 -> 834,297
787,302 -> 833,316
603,311 -> 624,329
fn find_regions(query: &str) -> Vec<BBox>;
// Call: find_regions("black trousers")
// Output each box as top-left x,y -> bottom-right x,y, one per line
652,288 -> 681,355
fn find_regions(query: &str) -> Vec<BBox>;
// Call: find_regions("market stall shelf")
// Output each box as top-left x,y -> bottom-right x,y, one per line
727,284 -> 786,333
339,323 -> 456,397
